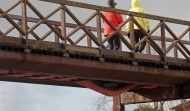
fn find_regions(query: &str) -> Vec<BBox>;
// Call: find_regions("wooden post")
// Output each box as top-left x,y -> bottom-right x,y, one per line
161,22 -> 166,64
161,22 -> 166,53
87,35 -> 92,47
130,17 -> 135,53
19,20 -> 22,38
61,5 -> 67,49
21,0 -> 27,39
146,39 -> 151,54
54,25 -> 60,43
189,29 -> 190,41
174,44 -> 178,60
113,96 -> 125,111
119,41 -> 122,51
22,0 -> 31,54
96,11 -> 102,48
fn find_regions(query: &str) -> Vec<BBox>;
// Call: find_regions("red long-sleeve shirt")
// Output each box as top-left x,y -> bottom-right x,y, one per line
102,12 -> 123,36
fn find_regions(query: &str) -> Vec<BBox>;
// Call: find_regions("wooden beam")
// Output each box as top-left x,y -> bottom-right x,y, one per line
74,33 -> 86,45
113,96 -> 125,111
40,0 -> 190,26
166,27 -> 190,54
6,14 -> 190,45
0,9 -> 25,35
121,84 -> 190,104
0,71 -> 82,87
5,0 -> 22,14
96,11 -> 102,48
21,0 -> 28,39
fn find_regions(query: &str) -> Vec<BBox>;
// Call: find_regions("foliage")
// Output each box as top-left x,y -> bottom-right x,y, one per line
133,104 -> 164,111
94,96 -> 113,111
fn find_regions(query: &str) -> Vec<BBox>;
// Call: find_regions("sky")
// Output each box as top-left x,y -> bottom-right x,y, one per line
0,0 -> 190,111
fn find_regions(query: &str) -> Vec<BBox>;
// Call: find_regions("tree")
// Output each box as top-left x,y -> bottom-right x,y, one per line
133,102 -> 165,111
94,95 -> 113,111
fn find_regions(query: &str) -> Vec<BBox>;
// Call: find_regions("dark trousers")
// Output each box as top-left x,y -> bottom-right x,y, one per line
107,35 -> 120,50
134,29 -> 146,53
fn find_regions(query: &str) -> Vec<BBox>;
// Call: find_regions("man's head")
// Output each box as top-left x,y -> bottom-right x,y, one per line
108,0 -> 117,8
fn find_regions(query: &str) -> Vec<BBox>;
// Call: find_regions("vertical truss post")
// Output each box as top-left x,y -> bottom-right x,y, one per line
96,10 -> 102,48
19,20 -> 22,38
119,42 -> 122,51
174,44 -> 178,60
22,0 -> 30,53
87,34 -> 92,47
130,17 -> 135,53
21,0 -> 27,39
61,5 -> 67,49
54,25 -> 60,43
61,5 -> 69,57
189,29 -> 190,41
161,21 -> 167,66
146,39 -> 151,54
96,10 -> 104,62
113,95 -> 125,111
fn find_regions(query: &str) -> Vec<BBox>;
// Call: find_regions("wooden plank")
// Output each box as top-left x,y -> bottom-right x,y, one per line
174,45 -> 178,60
146,40 -> 151,54
87,35 -> 92,47
6,14 -> 190,45
5,0 -> 22,14
27,26 -> 41,40
21,0 -> 28,39
65,7 -> 100,46
96,11 -> 102,48
135,22 -> 163,48
66,11 -> 98,39
4,25 -> 16,36
166,27 -> 190,54
100,49 -> 132,60
113,96 -> 125,111
0,49 -> 189,87
26,1 -> 66,41
61,5 -> 67,46
54,26 -> 60,43
164,23 -> 190,56
40,0 -> 190,26
0,71 -> 81,87
152,36 -> 190,45
130,18 -> 135,52
41,30 -> 53,40
0,31 -> 5,36
67,45 -> 99,55
176,45 -> 189,60
0,9 -> 25,35
74,33 -> 86,45
161,22 -> 166,53
121,84 -> 190,104
0,35 -> 63,51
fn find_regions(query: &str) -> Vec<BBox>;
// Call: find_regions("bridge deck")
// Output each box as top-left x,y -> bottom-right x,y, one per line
0,35 -> 189,88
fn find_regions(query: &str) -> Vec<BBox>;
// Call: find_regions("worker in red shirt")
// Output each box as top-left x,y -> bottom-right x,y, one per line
102,0 -> 123,50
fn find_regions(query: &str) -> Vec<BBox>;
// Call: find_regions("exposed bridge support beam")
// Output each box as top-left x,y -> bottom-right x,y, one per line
121,84 -> 190,104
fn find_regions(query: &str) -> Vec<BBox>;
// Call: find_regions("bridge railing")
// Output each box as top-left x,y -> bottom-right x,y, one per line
0,0 -> 190,62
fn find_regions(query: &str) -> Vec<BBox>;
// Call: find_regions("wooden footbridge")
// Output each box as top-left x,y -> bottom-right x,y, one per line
0,0 -> 190,111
